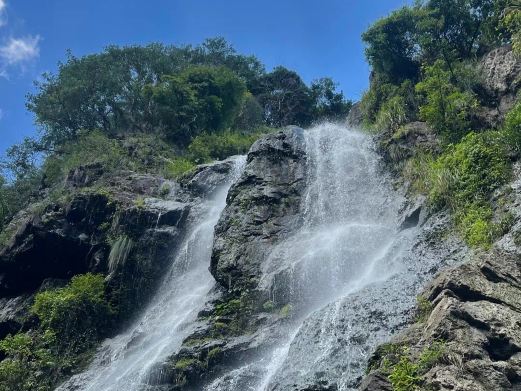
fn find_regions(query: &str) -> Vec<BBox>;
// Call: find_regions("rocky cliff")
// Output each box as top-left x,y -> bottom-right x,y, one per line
360,46 -> 521,391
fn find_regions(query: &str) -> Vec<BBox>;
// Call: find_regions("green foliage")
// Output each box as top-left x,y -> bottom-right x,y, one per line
0,276 -> 112,389
279,304 -> 293,318
164,158 -> 196,179
455,203 -> 495,248
0,331 -> 61,391
429,131 -> 510,209
262,300 -> 275,312
256,66 -> 314,127
188,130 -> 265,164
207,347 -> 222,362
310,77 -> 352,120
503,2 -> 521,54
361,78 -> 417,129
42,131 -> 127,186
427,131 -> 511,247
504,99 -> 521,154
415,60 -> 478,142
375,96 -> 410,132
31,273 -> 113,352
401,153 -> 436,194
362,6 -> 422,83
416,296 -> 434,323
175,358 -> 201,371
214,299 -> 242,317
388,353 -> 422,391
386,342 -> 445,391
146,66 -> 246,145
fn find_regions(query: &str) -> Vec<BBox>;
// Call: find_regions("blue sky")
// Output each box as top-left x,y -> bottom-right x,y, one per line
0,0 -> 412,156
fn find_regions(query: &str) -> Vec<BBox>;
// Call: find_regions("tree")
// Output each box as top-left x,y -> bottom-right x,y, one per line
311,78 -> 352,120
256,66 -> 314,127
419,0 -> 498,70
27,41 -> 262,151
503,0 -> 521,53
415,60 -> 478,141
362,6 -> 422,83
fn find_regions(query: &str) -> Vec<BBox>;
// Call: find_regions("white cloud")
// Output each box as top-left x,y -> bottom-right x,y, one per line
0,35 -> 40,65
0,1 -> 6,27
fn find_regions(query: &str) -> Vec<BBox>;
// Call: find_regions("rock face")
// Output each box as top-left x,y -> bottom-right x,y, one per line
362,249 -> 521,391
378,121 -> 440,169
211,126 -> 307,294
360,122 -> 521,391
478,45 -> 521,127
162,127 -> 309,390
0,158 -> 236,346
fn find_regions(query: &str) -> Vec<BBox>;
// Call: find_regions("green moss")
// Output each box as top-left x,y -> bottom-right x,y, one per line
415,296 -> 433,323
174,358 -> 200,370
262,300 -> 275,312
207,347 -> 222,361
31,273 -> 113,351
279,304 -> 293,318
214,299 -> 242,317
133,197 -> 145,209
164,158 -> 195,179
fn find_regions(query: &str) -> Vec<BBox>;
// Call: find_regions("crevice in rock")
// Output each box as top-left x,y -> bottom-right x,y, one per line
484,336 -> 521,361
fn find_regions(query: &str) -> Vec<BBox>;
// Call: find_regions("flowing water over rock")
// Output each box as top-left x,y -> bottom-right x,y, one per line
205,123 -> 455,391
56,157 -> 246,391
58,124 -> 462,391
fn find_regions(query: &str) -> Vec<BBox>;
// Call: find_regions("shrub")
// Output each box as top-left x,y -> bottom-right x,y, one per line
375,96 -> 409,132
31,273 -> 113,352
387,342 -> 445,391
188,130 -> 264,164
0,331 -> 62,391
455,204 -> 494,249
504,100 -> 521,155
426,131 -> 511,248
416,60 -> 478,142
164,158 -> 196,179
428,131 -> 510,210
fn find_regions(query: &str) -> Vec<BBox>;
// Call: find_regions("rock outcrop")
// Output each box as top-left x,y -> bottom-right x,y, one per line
0,158 -> 237,346
478,45 -> 521,127
362,249 -> 521,391
162,127 -> 309,389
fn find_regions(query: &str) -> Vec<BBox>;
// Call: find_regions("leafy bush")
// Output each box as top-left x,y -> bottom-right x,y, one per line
361,78 -> 417,129
164,158 -> 196,179
427,131 -> 511,248
415,61 -> 478,142
504,100 -> 521,155
188,130 -> 265,164
42,131 -> 127,186
31,273 -> 113,352
503,3 -> 521,54
455,204 -> 495,248
387,342 -> 445,391
0,331 -> 61,391
428,132 -> 510,209
375,96 -> 409,132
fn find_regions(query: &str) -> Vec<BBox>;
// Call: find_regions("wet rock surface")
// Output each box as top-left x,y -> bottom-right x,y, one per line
161,127 -> 309,390
0,157 -> 239,352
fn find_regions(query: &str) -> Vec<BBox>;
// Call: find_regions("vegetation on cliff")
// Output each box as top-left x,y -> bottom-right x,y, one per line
0,37 -> 351,234
363,0 -> 521,249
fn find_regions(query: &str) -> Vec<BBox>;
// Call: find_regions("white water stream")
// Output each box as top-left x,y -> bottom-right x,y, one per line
61,123 -> 428,391
57,157 -> 246,391
207,123 -> 414,391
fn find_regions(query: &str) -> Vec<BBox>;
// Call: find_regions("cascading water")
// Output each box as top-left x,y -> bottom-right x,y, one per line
57,156 -> 246,391
206,123 -> 423,391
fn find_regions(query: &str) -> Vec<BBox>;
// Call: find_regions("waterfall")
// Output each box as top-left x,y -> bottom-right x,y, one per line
57,156 -> 246,391
207,123 -> 420,391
